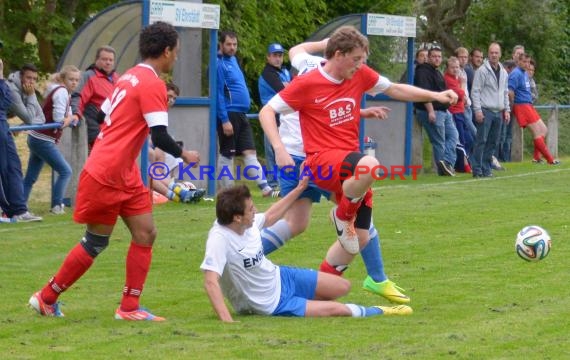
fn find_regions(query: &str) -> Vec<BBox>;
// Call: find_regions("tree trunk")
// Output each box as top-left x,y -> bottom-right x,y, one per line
419,0 -> 472,54
36,0 -> 58,72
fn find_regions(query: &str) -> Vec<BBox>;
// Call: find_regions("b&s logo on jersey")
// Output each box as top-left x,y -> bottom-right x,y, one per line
324,98 -> 356,127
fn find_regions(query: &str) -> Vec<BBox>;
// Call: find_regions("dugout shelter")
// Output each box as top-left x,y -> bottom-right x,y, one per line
58,3 -> 418,200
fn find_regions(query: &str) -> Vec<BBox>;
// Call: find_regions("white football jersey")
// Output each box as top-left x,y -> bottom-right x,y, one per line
277,52 -> 324,157
200,213 -> 282,315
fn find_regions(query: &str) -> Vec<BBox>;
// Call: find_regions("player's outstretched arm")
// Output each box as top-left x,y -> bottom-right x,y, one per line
259,104 -> 294,168
263,176 -> 309,228
204,270 -> 235,322
289,38 -> 329,60
384,83 -> 458,105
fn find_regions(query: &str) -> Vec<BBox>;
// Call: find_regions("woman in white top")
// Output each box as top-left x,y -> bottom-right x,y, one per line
23,65 -> 80,214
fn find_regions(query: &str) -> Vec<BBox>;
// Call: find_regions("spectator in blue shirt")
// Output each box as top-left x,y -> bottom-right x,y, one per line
216,31 -> 279,197
257,43 -> 291,190
508,53 -> 558,165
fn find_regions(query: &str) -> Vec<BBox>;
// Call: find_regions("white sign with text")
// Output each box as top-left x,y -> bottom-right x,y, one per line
149,1 -> 220,29
367,14 -> 416,38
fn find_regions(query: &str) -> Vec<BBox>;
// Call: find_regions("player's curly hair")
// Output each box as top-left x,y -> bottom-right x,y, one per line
216,185 -> 251,225
325,26 -> 369,59
139,21 -> 178,60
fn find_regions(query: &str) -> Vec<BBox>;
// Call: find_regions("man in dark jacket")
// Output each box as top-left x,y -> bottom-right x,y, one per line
414,46 -> 459,176
257,43 -> 291,189
70,46 -> 119,152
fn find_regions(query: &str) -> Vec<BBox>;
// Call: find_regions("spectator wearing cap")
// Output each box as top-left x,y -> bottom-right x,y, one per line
257,42 -> 291,190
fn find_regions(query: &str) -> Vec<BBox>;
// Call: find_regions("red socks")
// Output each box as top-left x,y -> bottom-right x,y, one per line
336,195 -> 361,221
41,243 -> 94,305
120,242 -> 153,312
319,260 -> 346,276
534,136 -> 554,163
38,240 -> 154,312
533,141 -> 541,161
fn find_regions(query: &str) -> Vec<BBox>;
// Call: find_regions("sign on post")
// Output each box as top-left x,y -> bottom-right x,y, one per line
367,14 -> 416,38
149,1 -> 220,29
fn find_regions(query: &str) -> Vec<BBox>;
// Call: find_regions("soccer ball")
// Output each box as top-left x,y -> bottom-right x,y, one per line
180,181 -> 196,190
515,225 -> 551,262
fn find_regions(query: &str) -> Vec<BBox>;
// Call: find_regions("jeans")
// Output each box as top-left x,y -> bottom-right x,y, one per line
417,109 -> 458,167
263,134 -> 278,188
498,117 -> 513,162
464,106 -> 477,152
0,120 -> 28,217
452,112 -> 474,154
471,108 -> 502,176
23,135 -> 72,207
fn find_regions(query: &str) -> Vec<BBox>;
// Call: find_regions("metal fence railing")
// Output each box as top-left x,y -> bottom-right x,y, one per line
8,103 -> 570,204
9,121 -> 84,207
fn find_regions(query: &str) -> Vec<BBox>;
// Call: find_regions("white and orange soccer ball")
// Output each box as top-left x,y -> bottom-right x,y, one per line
180,181 -> 197,191
515,225 -> 551,262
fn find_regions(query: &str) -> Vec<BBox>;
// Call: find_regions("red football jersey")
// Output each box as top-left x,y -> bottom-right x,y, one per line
84,64 -> 168,190
276,64 -> 382,154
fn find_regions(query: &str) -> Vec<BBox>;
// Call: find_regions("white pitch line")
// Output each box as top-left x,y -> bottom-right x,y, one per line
3,168 -> 568,234
372,167 -> 570,191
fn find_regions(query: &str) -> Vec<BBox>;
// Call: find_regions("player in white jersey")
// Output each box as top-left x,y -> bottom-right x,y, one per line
259,38 -> 410,304
200,179 -> 412,322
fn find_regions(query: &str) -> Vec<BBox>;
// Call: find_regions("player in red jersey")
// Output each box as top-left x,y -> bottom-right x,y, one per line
28,21 -> 200,321
260,26 -> 457,255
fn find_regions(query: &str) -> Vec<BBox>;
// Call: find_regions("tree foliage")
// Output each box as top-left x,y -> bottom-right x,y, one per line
0,0 -> 117,73
459,0 -> 569,102
209,0 -> 328,110
416,0 -> 472,52
0,0 -> 567,102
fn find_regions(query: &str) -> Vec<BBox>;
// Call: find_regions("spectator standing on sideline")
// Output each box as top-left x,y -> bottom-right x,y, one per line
414,46 -> 459,176
0,59 -> 14,222
497,45 -> 525,163
4,63 -> 45,222
201,182 -> 412,322
7,63 -> 45,127
399,48 -> 428,83
508,53 -> 558,165
1,59 -> 42,222
503,60 -> 516,74
455,47 -> 477,141
466,48 -> 484,76
258,43 -> 291,190
512,45 -> 525,62
471,42 -> 510,178
444,56 -> 472,173
465,47 -> 484,101
527,58 -> 538,103
29,21 -> 201,320
23,65 -> 80,214
216,31 -> 279,197
71,45 -> 119,153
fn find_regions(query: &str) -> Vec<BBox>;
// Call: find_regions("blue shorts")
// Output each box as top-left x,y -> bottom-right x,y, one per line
272,266 -> 318,317
278,155 -> 330,203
